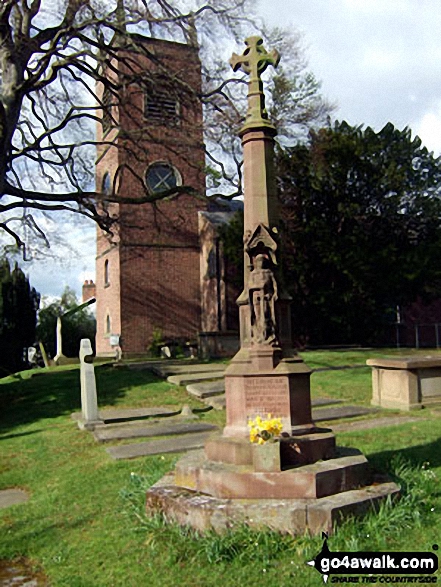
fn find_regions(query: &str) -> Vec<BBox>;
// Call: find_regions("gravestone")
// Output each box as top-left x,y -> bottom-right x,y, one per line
146,36 -> 399,534
53,316 -> 68,365
77,339 -> 103,431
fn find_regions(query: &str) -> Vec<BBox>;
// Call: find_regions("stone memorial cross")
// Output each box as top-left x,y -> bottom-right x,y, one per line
230,36 -> 280,128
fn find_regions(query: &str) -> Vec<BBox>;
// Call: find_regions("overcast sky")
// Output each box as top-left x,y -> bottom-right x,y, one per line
258,0 -> 441,153
26,0 -> 441,299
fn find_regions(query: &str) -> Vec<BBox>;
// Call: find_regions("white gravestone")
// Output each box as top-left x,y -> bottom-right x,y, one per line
78,339 -> 103,430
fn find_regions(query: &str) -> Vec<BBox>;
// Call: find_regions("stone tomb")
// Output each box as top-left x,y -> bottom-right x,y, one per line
368,356 -> 441,410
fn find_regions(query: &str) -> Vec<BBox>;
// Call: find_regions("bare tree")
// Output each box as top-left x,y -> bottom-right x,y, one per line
0,0 -> 333,258
0,0 -> 256,256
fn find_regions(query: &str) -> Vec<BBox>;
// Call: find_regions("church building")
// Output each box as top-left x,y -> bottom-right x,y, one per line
94,33 -> 239,358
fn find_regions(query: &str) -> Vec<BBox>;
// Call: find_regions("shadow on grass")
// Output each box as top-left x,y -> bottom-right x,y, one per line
0,366 -> 162,434
369,436 -> 441,471
0,429 -> 44,441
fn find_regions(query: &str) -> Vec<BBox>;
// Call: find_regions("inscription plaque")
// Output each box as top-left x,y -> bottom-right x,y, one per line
244,376 -> 289,418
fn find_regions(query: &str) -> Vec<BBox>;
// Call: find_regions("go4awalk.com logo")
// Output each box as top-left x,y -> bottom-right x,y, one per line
307,534 -> 439,584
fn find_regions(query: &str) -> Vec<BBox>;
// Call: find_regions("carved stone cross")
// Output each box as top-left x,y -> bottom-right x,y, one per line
230,36 -> 280,129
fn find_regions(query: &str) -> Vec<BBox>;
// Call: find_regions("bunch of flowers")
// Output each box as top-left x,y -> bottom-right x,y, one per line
248,414 -> 283,444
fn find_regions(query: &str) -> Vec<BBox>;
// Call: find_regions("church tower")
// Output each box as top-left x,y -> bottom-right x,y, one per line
95,34 -> 206,356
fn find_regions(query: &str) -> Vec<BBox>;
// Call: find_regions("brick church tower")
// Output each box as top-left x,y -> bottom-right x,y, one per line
95,34 -> 207,356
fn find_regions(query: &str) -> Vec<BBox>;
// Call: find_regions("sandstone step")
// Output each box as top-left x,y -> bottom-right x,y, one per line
174,447 -> 372,500
94,421 -> 218,442
146,473 -> 399,535
153,364 -> 226,377
167,372 -> 225,386
106,431 -> 216,460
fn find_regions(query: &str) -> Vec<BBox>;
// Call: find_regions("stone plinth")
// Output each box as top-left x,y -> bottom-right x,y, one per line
223,350 -> 314,438
205,429 -> 336,469
146,468 -> 400,536
368,356 -> 441,410
174,447 -> 370,500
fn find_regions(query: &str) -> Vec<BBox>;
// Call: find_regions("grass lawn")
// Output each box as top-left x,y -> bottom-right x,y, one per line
1,349 -> 441,586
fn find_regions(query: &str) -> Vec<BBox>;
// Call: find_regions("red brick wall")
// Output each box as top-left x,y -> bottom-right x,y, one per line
95,36 -> 206,355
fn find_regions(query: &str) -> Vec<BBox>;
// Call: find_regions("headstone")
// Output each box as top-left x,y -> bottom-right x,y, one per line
161,345 -> 172,359
78,339 -> 103,430
27,346 -> 37,365
53,316 -> 67,365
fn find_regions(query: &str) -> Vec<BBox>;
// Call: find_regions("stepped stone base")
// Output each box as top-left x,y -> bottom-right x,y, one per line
174,446 -> 371,500
146,469 -> 400,535
204,428 -> 336,468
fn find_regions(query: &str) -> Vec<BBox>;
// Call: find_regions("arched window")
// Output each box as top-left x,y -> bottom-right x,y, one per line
102,172 -> 112,196
104,259 -> 109,286
106,314 -> 111,334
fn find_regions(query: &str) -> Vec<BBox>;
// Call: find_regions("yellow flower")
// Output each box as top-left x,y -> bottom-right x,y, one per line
248,414 -> 283,444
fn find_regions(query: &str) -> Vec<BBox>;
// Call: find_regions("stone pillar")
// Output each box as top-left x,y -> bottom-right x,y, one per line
217,36 -> 334,460
78,339 -> 103,430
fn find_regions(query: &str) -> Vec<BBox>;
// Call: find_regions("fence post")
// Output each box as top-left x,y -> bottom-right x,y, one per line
415,324 -> 420,349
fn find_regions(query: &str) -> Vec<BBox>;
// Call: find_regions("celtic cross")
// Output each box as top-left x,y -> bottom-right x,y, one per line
230,36 -> 280,129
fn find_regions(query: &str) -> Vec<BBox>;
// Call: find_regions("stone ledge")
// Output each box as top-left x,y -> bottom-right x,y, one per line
367,356 -> 441,370
146,473 -> 400,535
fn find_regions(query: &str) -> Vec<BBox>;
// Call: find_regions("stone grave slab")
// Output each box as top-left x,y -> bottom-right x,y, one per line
0,488 -> 29,509
187,380 -> 225,398
312,405 -> 378,422
71,406 -> 176,423
127,360 -> 184,371
167,372 -> 225,386
153,364 -> 226,377
106,431 -> 214,460
311,398 -> 343,407
331,415 -> 424,433
207,395 -> 226,410
94,421 -> 218,442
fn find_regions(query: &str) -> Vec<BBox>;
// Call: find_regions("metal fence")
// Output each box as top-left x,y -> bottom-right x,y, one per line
394,323 -> 441,349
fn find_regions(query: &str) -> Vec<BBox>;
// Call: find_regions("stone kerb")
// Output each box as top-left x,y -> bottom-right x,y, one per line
78,339 -> 104,431
368,356 -> 441,410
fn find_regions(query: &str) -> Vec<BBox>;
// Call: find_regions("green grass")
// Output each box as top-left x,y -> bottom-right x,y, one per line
1,350 -> 441,586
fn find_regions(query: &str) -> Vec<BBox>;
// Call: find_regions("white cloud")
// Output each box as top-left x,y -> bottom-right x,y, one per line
416,104 -> 441,155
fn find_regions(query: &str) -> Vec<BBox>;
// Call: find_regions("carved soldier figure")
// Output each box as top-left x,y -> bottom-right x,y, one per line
248,254 -> 278,345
